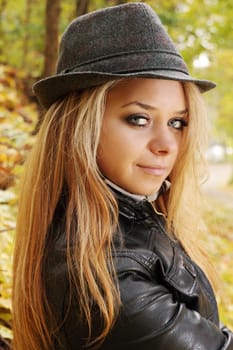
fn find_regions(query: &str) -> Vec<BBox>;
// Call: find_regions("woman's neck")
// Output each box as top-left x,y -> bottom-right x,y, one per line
104,178 -> 160,202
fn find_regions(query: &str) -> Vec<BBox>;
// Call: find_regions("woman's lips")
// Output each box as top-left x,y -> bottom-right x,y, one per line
137,165 -> 167,176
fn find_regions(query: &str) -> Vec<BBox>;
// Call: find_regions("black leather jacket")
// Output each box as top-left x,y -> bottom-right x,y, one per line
45,189 -> 233,349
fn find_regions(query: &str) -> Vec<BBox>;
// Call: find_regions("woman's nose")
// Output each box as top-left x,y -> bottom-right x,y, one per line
149,125 -> 179,156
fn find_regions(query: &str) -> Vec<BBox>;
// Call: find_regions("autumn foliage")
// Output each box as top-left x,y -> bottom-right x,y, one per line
0,64 -> 38,348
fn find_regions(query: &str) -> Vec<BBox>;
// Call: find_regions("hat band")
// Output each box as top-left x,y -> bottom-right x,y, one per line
59,49 -> 189,76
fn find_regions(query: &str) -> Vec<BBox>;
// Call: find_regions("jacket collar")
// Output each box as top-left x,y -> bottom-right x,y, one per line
105,178 -> 170,203
105,178 -> 170,220
104,178 -> 158,202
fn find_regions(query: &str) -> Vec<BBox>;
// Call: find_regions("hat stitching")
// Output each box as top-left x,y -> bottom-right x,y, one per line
62,67 -> 190,77
115,68 -> 190,75
61,49 -> 183,73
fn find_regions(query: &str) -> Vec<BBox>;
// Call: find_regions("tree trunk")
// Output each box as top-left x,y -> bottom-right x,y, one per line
43,0 -> 61,77
75,0 -> 90,17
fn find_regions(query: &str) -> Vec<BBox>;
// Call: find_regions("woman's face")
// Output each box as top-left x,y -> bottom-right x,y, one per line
97,78 -> 188,195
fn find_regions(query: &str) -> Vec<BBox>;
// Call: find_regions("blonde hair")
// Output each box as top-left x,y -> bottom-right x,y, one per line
13,79 -> 215,350
165,83 -> 216,279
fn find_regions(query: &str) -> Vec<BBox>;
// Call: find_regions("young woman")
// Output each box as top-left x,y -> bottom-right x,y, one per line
13,3 -> 233,350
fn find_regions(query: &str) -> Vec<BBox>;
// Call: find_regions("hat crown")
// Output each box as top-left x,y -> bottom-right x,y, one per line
57,2 -> 188,75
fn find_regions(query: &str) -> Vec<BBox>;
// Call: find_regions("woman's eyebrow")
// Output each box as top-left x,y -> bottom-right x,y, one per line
175,108 -> 189,115
121,101 -> 188,115
121,101 -> 157,110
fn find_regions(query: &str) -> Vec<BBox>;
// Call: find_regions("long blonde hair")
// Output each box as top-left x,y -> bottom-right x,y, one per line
166,83 -> 215,276
13,79 -> 214,350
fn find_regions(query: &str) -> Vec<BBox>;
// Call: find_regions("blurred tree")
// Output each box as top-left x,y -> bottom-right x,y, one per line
75,0 -> 90,16
43,0 -> 61,77
208,49 -> 233,144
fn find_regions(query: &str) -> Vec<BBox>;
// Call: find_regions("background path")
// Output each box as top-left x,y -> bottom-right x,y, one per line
203,163 -> 233,210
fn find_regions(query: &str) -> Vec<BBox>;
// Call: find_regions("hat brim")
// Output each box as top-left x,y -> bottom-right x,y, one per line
33,70 -> 216,109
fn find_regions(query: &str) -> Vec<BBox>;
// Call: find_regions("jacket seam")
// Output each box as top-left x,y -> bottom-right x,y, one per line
113,249 -> 157,273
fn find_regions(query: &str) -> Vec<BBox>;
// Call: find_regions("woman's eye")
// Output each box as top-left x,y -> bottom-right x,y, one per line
168,118 -> 188,130
126,115 -> 149,127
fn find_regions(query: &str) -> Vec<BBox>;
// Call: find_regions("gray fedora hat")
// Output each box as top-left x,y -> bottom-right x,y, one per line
33,2 -> 216,109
